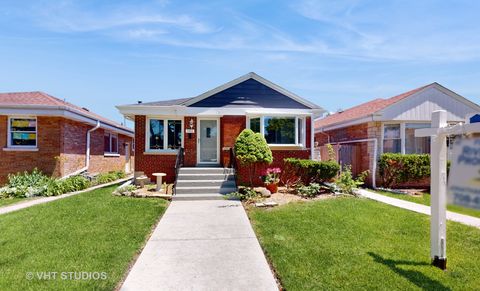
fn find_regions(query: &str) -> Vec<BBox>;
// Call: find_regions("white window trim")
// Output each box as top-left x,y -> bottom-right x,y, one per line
145,117 -> 184,153
104,132 -> 119,155
381,121 -> 432,155
7,116 -> 38,149
247,115 -> 306,147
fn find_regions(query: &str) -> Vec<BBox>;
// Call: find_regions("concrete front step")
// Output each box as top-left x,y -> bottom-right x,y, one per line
176,186 -> 237,194
176,180 -> 236,188
177,173 -> 235,181
172,193 -> 229,201
179,167 -> 234,175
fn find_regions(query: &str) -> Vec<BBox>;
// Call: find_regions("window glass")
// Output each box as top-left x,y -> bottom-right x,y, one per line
10,118 -> 37,147
104,134 -> 110,152
405,123 -> 430,154
149,119 -> 164,150
264,117 -> 295,144
250,117 -> 260,133
297,118 -> 304,145
111,134 -> 118,153
383,124 -> 401,153
167,120 -> 182,149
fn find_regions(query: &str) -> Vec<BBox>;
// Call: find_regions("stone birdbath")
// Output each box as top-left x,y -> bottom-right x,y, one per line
152,173 -> 167,192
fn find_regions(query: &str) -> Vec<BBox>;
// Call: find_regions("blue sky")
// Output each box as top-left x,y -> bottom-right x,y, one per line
1,0 -> 480,127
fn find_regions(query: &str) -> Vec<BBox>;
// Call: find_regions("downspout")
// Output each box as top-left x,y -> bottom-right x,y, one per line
62,120 -> 101,179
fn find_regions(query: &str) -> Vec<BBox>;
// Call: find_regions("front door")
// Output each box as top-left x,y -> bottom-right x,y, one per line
198,119 -> 219,164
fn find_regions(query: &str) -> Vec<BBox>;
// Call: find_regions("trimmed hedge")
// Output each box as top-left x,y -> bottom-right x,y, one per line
378,153 -> 430,188
283,158 -> 340,185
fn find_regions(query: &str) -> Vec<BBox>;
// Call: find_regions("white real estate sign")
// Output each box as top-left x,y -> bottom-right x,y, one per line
448,138 -> 480,210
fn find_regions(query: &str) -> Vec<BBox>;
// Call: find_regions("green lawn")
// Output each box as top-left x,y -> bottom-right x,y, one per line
249,197 -> 480,290
0,186 -> 168,290
373,190 -> 480,218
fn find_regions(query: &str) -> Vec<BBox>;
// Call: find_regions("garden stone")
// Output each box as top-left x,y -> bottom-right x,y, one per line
254,187 -> 271,197
255,202 -> 266,207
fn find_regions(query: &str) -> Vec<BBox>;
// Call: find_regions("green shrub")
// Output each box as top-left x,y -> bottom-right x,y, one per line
3,168 -> 51,197
234,129 -> 273,186
60,176 -> 90,193
335,165 -> 369,196
94,171 -> 126,185
297,183 -> 322,197
378,153 -> 430,188
283,158 -> 340,185
226,187 -> 259,202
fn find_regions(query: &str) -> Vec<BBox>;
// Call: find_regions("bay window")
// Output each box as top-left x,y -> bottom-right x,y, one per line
104,132 -> 118,154
147,118 -> 182,151
248,116 -> 306,146
8,117 -> 37,148
382,122 -> 431,154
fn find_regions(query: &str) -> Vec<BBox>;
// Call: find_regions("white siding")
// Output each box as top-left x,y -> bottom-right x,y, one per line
380,87 -> 478,122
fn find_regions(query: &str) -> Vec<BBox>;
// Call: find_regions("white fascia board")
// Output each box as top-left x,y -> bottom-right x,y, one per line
1,106 -> 134,137
180,72 -> 325,111
117,105 -> 318,117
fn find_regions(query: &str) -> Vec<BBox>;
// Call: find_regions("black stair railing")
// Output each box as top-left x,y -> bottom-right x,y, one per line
173,147 -> 184,196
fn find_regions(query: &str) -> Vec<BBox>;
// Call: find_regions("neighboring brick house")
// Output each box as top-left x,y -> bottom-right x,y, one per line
117,72 -> 324,185
0,92 -> 134,184
315,83 -> 480,188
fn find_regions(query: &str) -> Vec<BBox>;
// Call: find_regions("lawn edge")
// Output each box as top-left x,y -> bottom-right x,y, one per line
114,199 -> 170,291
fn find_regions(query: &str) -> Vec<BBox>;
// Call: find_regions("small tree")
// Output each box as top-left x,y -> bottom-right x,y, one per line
234,129 -> 273,186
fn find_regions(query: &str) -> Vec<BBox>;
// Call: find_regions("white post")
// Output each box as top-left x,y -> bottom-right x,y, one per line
430,110 -> 448,270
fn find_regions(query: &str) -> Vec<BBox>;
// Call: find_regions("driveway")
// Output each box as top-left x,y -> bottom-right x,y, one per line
121,199 -> 278,290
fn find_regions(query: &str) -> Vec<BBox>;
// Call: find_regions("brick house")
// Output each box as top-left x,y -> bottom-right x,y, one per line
314,83 -> 480,187
117,72 -> 325,185
0,92 -> 134,184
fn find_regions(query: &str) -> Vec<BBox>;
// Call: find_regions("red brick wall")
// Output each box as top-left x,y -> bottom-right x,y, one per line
236,149 -> 311,186
0,116 -> 62,184
134,115 -> 177,183
184,116 -> 197,167
221,115 -> 246,167
0,115 -> 133,185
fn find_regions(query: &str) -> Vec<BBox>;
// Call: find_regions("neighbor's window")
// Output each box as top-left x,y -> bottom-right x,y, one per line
383,124 -> 401,153
405,123 -> 430,154
250,117 -> 260,133
104,132 -> 118,154
147,118 -> 182,151
9,117 -> 37,147
264,117 -> 296,144
297,117 -> 305,145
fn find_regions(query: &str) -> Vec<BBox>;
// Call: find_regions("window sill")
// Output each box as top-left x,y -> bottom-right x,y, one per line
3,147 -> 39,152
104,153 -> 120,157
144,150 -> 179,155
268,144 -> 306,150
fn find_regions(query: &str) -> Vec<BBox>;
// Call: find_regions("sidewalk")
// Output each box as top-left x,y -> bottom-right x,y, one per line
121,199 -> 278,291
358,189 -> 480,229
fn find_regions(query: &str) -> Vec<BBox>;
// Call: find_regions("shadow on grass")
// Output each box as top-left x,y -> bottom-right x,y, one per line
368,252 -> 451,291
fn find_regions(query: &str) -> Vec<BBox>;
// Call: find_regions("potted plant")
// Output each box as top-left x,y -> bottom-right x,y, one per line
261,167 -> 281,193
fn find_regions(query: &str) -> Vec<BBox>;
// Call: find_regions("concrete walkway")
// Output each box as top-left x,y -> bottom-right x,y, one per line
0,176 -> 132,216
121,199 -> 278,291
358,189 -> 480,228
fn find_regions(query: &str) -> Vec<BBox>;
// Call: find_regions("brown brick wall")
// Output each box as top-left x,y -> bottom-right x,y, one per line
184,116 -> 197,167
0,115 -> 133,185
221,115 -> 246,167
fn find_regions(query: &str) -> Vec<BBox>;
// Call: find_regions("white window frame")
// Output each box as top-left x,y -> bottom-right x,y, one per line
145,117 -> 184,153
7,116 -> 38,149
381,121 -> 432,155
247,115 -> 306,147
104,132 -> 119,155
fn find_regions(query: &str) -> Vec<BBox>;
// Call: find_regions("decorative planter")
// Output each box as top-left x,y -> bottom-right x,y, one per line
266,183 -> 278,194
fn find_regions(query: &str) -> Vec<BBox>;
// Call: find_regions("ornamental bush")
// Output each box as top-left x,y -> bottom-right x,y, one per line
234,129 -> 273,186
283,158 -> 340,185
378,153 -> 430,188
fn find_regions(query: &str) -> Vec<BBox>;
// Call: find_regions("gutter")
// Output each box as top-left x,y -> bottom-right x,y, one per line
62,120 -> 101,179
328,138 -> 378,188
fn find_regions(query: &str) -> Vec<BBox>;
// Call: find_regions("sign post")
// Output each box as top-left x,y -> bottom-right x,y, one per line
416,110 -> 448,269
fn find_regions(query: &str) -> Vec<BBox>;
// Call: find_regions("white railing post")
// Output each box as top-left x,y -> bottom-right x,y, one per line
430,110 -> 448,269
